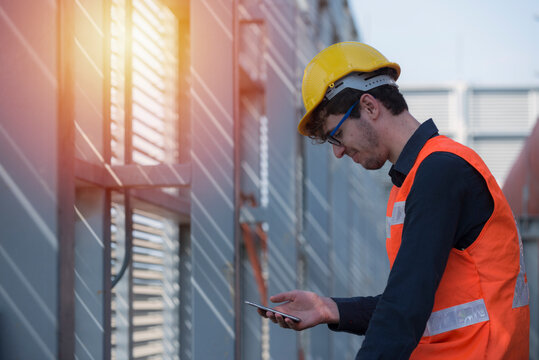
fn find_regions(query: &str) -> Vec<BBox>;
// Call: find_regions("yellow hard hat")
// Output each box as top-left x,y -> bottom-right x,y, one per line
298,42 -> 401,136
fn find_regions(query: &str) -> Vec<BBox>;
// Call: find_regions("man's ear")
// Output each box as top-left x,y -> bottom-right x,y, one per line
360,93 -> 379,118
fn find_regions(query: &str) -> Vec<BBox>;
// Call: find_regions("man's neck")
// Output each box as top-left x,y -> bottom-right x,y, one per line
383,110 -> 421,164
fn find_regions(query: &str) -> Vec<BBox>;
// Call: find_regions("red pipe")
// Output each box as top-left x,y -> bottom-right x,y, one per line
241,223 -> 268,306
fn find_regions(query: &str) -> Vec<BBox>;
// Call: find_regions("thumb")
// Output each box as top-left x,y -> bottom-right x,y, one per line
270,291 -> 297,304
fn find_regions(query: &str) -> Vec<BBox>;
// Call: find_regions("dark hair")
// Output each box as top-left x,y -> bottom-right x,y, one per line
305,69 -> 408,142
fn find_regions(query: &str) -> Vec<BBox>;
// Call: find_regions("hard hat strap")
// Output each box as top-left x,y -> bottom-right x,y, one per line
324,73 -> 397,101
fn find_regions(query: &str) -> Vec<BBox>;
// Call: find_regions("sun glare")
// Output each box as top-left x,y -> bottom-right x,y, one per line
110,0 -> 178,166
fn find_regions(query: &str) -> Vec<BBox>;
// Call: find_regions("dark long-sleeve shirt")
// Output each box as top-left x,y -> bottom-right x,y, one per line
328,119 -> 494,359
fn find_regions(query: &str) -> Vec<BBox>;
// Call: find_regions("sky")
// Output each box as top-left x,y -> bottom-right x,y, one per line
348,0 -> 539,86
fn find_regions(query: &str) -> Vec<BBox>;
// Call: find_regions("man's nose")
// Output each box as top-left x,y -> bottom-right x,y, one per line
332,143 -> 345,158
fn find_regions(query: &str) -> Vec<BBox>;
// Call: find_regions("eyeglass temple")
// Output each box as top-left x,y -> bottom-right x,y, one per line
329,100 -> 360,137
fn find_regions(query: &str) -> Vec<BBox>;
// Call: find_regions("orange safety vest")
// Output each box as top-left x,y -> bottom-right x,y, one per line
386,136 -> 529,359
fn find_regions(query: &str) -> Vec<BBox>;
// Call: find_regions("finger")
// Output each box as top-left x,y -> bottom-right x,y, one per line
270,291 -> 296,304
275,314 -> 288,328
284,318 -> 297,330
257,308 -> 267,318
266,311 -> 277,323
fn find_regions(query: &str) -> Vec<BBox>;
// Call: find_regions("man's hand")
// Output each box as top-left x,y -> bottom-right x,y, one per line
257,290 -> 339,331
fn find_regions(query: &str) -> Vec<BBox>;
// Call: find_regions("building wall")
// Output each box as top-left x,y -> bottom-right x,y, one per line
0,1 -> 398,359
4,2 -> 536,359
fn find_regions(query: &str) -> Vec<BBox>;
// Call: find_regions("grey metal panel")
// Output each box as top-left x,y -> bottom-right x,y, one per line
304,145 -> 332,294
351,165 -> 390,297
239,92 -> 264,202
303,144 -> 332,360
300,137 -> 391,358
297,0 -> 318,30
241,250 -> 265,359
291,25 -> 323,360
524,240 -> 538,360
331,157 -> 354,297
263,2 -> 302,358
74,188 -> 107,360
237,7 -> 267,357
327,0 -> 345,40
317,7 -> 334,47
0,1 -> 59,359
71,0 -> 108,358
190,0 -> 236,359
292,21 -> 319,360
0,178 -> 58,360
329,158 -> 391,358
330,157 -> 359,360
72,0 -> 106,163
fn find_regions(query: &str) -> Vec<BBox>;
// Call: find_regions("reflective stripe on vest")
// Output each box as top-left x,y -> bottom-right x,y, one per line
423,298 -> 489,337
513,225 -> 529,308
386,201 -> 406,238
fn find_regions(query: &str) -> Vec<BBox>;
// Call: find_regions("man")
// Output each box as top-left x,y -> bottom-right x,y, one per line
257,42 -> 530,359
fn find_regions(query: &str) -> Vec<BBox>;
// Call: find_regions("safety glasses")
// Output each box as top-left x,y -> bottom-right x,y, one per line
326,100 -> 359,146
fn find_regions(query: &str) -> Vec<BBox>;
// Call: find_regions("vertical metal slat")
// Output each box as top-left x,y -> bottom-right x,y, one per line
57,0 -> 76,358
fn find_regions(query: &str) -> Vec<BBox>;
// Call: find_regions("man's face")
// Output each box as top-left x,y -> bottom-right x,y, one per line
323,110 -> 388,170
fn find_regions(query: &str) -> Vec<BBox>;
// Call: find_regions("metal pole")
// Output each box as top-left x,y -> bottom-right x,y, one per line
125,1 -> 134,358
102,0 -> 113,358
179,224 -> 193,360
233,0 -> 243,358
57,0 -> 76,357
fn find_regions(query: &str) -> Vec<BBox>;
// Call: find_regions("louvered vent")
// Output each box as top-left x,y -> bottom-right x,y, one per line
111,205 -> 179,359
471,138 -> 525,185
111,0 -> 179,166
401,89 -> 453,134
110,0 -> 180,358
469,90 -> 530,132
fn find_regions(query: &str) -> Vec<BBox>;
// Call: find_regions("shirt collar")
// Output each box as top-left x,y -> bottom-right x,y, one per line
388,119 -> 439,187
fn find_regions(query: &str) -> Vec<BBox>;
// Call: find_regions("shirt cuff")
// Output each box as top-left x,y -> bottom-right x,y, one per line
327,296 -> 379,336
